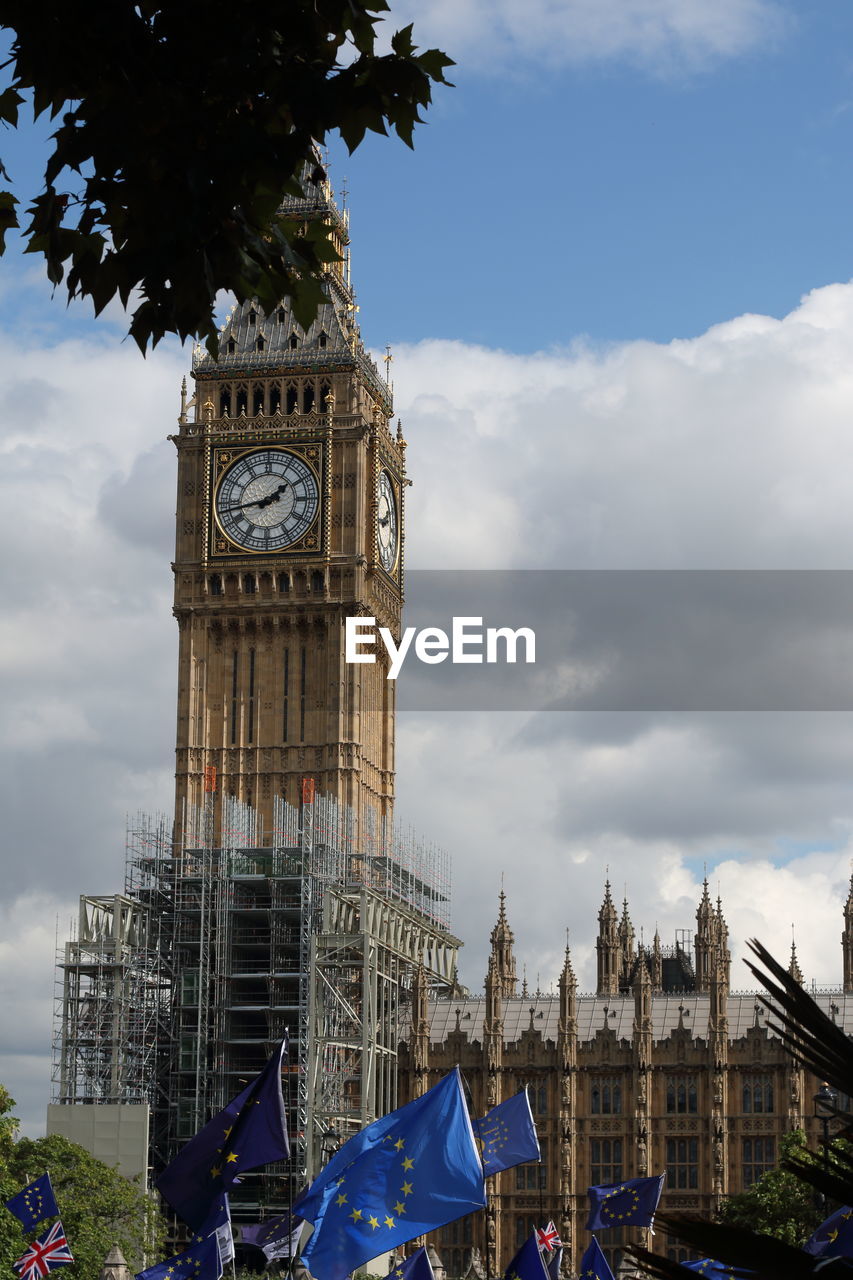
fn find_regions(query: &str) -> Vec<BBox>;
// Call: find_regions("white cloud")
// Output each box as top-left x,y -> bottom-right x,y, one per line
384,0 -> 789,75
397,282 -> 853,569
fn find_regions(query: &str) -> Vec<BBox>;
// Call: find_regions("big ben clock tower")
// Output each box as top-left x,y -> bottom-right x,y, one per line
171,172 -> 404,845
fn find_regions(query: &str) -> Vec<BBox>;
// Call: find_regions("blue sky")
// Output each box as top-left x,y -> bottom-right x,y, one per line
338,0 -> 853,348
5,0 -> 853,1132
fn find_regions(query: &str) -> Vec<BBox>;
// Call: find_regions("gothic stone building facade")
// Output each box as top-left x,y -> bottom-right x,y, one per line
400,881 -> 853,1277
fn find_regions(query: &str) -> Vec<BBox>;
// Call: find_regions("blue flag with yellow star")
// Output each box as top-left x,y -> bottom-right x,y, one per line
157,1038 -> 289,1229
299,1068 -> 485,1280
477,1090 -> 540,1178
683,1261 -> 748,1279
805,1205 -> 853,1258
586,1173 -> 664,1231
135,1230 -> 223,1280
503,1234 -> 549,1280
578,1237 -> 614,1280
5,1173 -> 60,1234
388,1246 -> 435,1280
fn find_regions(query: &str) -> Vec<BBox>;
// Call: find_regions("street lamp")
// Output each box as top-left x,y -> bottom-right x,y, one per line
813,1082 -> 838,1211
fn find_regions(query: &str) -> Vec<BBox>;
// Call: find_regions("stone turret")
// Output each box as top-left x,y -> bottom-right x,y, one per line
596,880 -> 620,996
618,897 -> 636,989
694,877 -> 714,993
489,890 -> 518,999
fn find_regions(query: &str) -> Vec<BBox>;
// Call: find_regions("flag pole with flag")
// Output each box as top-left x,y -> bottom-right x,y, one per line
12,1220 -> 74,1280
298,1067 -> 486,1280
156,1037 -> 289,1229
503,1233 -> 550,1280
4,1173 -> 61,1235
135,1230 -> 223,1280
578,1236 -> 615,1280
476,1090 -> 540,1179
585,1173 -> 665,1232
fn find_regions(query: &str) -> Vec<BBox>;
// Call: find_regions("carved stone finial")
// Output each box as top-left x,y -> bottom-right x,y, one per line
100,1247 -> 132,1280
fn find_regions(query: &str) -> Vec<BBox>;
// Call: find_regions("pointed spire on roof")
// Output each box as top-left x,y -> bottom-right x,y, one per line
599,875 -> 618,926
633,950 -> 651,989
561,932 -> 576,988
697,875 -> 713,922
488,886 -> 517,996
715,892 -> 729,941
789,926 -> 804,985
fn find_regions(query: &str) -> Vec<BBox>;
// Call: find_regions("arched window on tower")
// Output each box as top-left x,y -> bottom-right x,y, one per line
235,387 -> 248,415
286,386 -> 298,415
318,329 -> 328,348
253,386 -> 264,415
219,389 -> 230,417
320,381 -> 332,411
289,332 -> 299,349
244,574 -> 256,594
278,308 -> 286,324
303,384 -> 315,413
256,335 -> 265,353
278,572 -> 290,593
227,339 -> 236,355
209,574 -> 222,596
248,309 -> 256,325
311,570 -> 324,594
269,385 -> 281,414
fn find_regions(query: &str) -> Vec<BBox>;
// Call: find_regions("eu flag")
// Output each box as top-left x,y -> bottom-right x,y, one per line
805,1205 -> 853,1258
586,1173 -> 664,1230
5,1173 -> 60,1233
684,1261 -> 751,1279
242,1212 -> 301,1262
135,1232 -> 223,1280
578,1237 -> 615,1280
504,1234 -> 549,1280
157,1038 -> 289,1228
299,1069 -> 485,1280
388,1247 -> 435,1280
192,1195 -> 234,1266
477,1091 -> 540,1177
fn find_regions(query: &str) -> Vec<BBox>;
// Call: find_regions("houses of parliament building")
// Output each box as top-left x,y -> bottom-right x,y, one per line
400,881 -> 853,1277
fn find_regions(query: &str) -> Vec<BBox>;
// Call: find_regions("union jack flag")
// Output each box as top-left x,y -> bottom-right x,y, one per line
13,1219 -> 74,1280
535,1223 -> 561,1253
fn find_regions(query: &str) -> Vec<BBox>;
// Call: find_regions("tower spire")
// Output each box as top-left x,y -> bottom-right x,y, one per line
596,878 -> 620,996
789,927 -> 804,986
488,889 -> 517,998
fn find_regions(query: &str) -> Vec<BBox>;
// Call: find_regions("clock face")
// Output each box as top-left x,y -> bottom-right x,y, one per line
214,448 -> 320,552
376,470 -> 398,573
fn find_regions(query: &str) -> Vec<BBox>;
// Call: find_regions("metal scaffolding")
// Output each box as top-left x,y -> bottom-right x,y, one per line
307,885 -> 460,1176
52,814 -> 173,1120
52,788 -> 457,1215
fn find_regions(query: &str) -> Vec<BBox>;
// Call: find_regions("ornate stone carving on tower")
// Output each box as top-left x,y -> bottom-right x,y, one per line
596,880 -> 620,996
694,877 -> 714,993
490,890 -> 518,999
172,168 -> 405,845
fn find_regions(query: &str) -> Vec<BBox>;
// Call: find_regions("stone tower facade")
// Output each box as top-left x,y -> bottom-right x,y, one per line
171,170 -> 405,844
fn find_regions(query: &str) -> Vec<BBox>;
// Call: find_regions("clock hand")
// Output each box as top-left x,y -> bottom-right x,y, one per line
219,483 -> 290,514
378,514 -> 391,527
